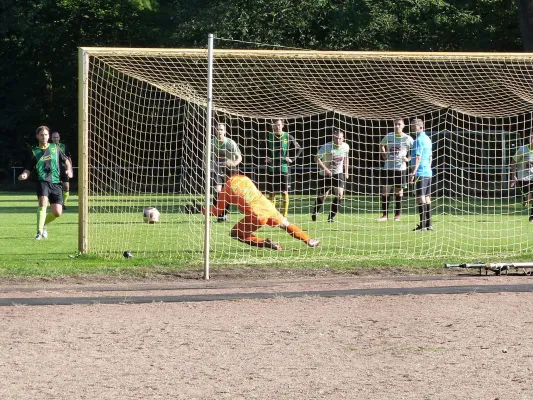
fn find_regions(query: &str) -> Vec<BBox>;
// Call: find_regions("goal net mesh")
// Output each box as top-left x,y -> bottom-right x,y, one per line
82,49 -> 533,265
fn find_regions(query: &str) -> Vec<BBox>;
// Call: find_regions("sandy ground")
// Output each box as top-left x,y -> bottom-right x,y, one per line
1,272 -> 533,399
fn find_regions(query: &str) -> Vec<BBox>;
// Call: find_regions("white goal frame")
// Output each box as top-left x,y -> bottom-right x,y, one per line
78,40 -> 533,278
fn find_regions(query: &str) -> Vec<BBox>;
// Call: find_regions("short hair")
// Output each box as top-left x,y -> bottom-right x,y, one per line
393,118 -> 405,124
35,126 -> 50,135
333,129 -> 344,137
411,118 -> 424,128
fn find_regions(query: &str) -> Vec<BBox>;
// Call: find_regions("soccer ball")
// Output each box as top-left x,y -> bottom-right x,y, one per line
143,207 -> 160,224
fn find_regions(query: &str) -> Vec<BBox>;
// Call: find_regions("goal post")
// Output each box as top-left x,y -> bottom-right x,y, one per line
78,43 -> 533,269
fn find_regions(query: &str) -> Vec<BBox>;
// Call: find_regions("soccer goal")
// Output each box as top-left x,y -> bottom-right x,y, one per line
78,40 -> 533,272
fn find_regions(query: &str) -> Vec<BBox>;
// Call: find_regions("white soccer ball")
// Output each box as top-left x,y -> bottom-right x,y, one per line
143,207 -> 160,224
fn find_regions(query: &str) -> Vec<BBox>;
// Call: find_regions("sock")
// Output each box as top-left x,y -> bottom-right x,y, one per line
268,193 -> 276,208
425,204 -> 432,228
285,223 -> 310,243
45,212 -> 58,226
395,195 -> 402,217
223,203 -> 231,217
37,206 -> 47,234
282,192 -> 289,217
329,197 -> 340,220
418,203 -> 425,226
380,195 -> 388,216
63,190 -> 70,206
314,196 -> 325,214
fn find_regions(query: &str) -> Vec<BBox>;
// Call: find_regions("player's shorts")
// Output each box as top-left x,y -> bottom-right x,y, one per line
517,180 -> 533,196
380,169 -> 407,189
317,173 -> 346,193
212,163 -> 227,186
36,181 -> 63,205
414,177 -> 432,197
265,170 -> 290,193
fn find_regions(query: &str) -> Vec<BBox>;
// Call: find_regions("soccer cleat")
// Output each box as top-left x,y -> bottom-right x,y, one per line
35,233 -> 43,240
307,239 -> 320,248
263,238 -> 282,251
426,225 -> 434,231
62,204 -> 67,211
41,226 -> 48,239
413,225 -> 426,232
394,215 -> 401,222
311,213 -> 317,222
327,218 -> 336,223
216,215 -> 228,223
377,215 -> 388,222
529,216 -> 533,223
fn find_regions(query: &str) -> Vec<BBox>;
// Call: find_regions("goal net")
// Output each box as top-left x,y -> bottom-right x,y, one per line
79,47 -> 533,266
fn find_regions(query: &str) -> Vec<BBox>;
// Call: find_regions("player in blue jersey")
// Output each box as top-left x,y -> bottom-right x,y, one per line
409,119 -> 433,231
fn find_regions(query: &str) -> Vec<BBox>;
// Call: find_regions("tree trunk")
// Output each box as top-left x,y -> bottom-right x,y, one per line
518,0 -> 533,50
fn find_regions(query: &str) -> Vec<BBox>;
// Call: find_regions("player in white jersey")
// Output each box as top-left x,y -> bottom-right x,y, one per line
212,123 -> 242,222
312,129 -> 350,222
377,118 -> 414,222
510,135 -> 533,222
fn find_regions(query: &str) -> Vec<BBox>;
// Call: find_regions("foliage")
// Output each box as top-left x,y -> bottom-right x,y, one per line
0,0 -> 524,183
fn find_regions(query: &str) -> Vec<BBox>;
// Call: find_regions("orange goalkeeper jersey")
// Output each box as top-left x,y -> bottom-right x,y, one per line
210,175 -> 281,219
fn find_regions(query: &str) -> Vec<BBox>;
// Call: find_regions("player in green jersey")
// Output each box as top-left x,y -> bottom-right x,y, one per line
265,119 -> 302,217
18,126 -> 73,240
51,131 -> 73,210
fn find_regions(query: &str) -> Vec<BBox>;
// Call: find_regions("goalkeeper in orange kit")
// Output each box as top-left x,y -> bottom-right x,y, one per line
204,168 -> 320,250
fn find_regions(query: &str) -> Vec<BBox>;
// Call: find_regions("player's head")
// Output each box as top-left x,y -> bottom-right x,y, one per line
51,131 -> 60,144
215,123 -> 226,141
410,119 -> 424,133
332,129 -> 344,146
272,119 -> 284,134
35,126 -> 50,145
394,118 -> 405,134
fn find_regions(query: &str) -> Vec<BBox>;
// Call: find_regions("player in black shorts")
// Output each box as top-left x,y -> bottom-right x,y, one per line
18,126 -> 73,240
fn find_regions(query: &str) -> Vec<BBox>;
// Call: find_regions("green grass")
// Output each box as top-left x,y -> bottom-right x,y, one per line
1,192 -> 532,278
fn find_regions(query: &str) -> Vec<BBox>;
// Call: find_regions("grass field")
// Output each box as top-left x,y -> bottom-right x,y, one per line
1,192 -> 533,278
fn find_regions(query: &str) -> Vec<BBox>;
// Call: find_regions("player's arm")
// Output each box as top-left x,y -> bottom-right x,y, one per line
510,153 -> 518,188
315,153 -> 331,177
264,136 -> 271,165
287,135 -> 302,164
379,136 -> 388,161
18,152 -> 36,181
203,184 -> 231,217
410,155 -> 421,183
18,169 -> 31,181
58,147 -> 73,178
344,151 -> 350,180
227,141 -> 242,167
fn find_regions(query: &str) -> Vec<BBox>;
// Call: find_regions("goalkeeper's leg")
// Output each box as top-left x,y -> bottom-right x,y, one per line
230,215 -> 272,248
278,217 -> 319,248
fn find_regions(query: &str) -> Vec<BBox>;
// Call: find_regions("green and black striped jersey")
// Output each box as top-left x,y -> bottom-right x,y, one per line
25,143 -> 68,183
266,132 -> 302,174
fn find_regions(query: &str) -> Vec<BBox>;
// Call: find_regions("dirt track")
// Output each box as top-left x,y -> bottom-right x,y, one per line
1,273 -> 532,399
